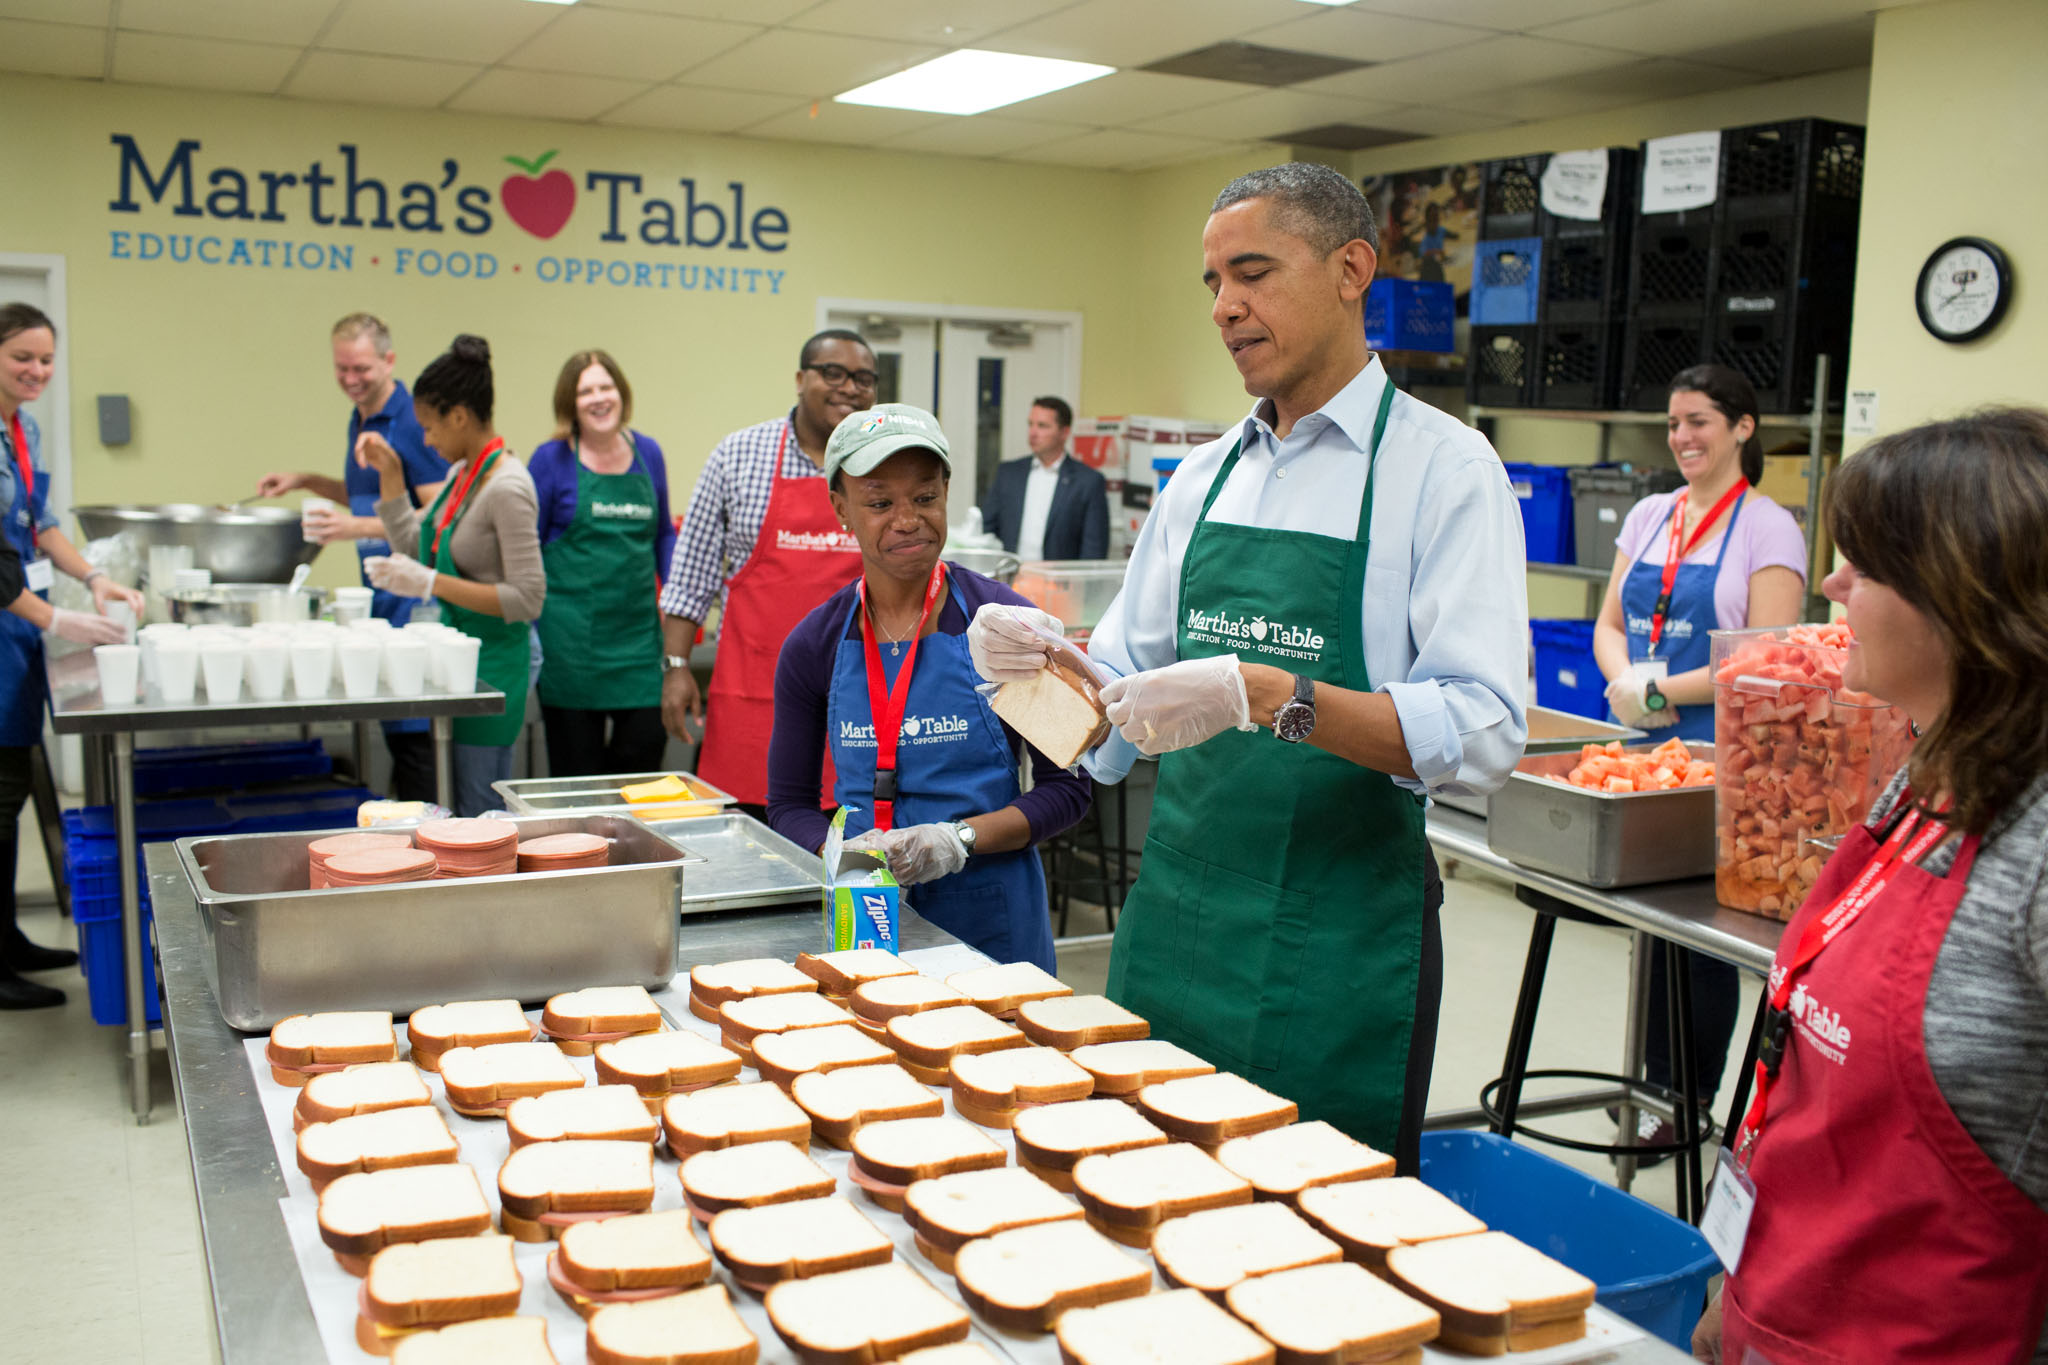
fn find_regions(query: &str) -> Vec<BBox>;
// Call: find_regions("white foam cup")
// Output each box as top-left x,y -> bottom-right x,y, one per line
300,496 -> 337,545
436,634 -> 481,694
290,639 -> 334,699
105,600 -> 137,642
337,638 -> 382,699
383,638 -> 428,695
94,644 -> 141,706
245,640 -> 289,701
198,641 -> 245,703
155,641 -> 200,704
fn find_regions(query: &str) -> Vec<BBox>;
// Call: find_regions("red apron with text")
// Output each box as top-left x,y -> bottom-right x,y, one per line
696,422 -> 862,805
1723,820 -> 2048,1364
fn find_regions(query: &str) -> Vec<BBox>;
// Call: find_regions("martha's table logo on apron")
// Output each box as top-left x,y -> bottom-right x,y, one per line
1766,965 -> 1854,1066
838,712 -> 974,748
592,501 -> 653,520
777,529 -> 860,553
1184,606 -> 1326,662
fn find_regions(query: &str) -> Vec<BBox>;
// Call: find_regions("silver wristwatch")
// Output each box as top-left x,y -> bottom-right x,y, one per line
1272,673 -> 1317,743
952,821 -> 978,856
662,655 -> 690,673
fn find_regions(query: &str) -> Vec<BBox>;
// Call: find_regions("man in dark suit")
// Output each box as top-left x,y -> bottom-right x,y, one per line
979,397 -> 1110,561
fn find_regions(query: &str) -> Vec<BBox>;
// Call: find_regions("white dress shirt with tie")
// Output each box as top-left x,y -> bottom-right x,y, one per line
1017,453 -> 1065,563
1084,356 -> 1530,797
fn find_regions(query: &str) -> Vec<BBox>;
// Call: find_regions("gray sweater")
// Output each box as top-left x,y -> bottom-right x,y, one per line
378,453 -> 546,623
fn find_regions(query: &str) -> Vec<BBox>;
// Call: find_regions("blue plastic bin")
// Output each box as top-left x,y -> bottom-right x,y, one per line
1471,236 -> 1544,325
1502,462 -> 1574,563
132,739 -> 332,797
1365,278 -> 1455,352
75,895 -> 159,1027
1151,456 -> 1183,489
1421,1131 -> 1719,1350
1532,618 -> 1607,720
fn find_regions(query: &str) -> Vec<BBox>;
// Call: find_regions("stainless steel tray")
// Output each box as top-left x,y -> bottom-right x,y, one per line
1434,706 -> 1648,817
1485,741 -> 1714,888
493,770 -> 736,819
176,815 -> 694,1030
645,812 -> 823,914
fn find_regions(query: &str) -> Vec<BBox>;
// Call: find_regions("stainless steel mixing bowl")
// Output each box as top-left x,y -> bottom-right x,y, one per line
164,583 -> 331,626
73,504 -> 320,584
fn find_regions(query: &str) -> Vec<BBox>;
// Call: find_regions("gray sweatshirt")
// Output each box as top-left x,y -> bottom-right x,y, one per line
378,453 -> 546,623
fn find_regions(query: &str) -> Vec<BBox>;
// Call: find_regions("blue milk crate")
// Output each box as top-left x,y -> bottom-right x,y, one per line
1502,462 -> 1574,564
132,739 -> 332,797
1421,1131 -> 1719,1350
1531,618 -> 1607,720
1365,279 -> 1454,353
74,888 -> 159,1026
1471,236 -> 1544,325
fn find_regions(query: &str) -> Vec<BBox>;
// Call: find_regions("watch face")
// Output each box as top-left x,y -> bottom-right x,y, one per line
1274,700 -> 1315,743
1917,237 -> 2010,342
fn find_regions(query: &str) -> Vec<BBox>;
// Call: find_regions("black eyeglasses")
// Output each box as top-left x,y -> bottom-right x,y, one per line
806,363 -> 879,391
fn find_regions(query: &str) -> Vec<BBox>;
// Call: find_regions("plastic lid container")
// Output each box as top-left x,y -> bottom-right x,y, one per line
1011,560 -> 1128,641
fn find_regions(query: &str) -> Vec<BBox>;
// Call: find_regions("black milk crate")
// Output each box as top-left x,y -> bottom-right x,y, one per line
1717,119 -> 1865,224
1480,155 -> 1547,238
1542,231 -> 1630,325
1467,325 -> 1538,407
1543,147 -> 1640,240
1710,307 -> 1850,414
1536,322 -> 1624,410
1620,318 -> 1709,411
1628,219 -> 1717,318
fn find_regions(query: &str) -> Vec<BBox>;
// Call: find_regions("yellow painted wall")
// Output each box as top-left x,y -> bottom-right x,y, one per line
1846,0 -> 2048,442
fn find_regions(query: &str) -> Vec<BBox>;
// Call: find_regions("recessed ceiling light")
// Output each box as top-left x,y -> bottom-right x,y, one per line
1294,0 -> 1359,5
835,49 -> 1113,116
522,0 -> 576,6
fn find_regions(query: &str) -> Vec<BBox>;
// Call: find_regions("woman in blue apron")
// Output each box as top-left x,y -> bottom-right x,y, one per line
763,404 -> 1091,972
1589,362 -> 1809,1149
0,303 -> 141,1009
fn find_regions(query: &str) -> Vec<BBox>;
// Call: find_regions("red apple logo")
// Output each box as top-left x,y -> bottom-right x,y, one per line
500,150 -> 574,240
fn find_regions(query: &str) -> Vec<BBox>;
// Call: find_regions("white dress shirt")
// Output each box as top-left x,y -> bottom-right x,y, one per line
1017,453 -> 1065,563
1085,357 -> 1530,797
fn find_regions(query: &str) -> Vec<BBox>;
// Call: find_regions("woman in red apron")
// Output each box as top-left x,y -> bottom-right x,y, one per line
1694,409 -> 2048,1364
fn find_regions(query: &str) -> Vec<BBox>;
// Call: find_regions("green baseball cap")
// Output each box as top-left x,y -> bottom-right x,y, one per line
823,403 -> 952,484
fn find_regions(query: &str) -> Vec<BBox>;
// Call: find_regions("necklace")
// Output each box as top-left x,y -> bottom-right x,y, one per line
875,611 -> 918,657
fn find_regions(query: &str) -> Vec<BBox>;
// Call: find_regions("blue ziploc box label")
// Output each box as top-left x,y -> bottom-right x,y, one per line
820,806 -> 900,952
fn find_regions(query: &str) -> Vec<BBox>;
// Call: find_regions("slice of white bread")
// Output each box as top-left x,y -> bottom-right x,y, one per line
266,1011 -> 397,1086
1069,1039 -> 1215,1096
1013,1099 -> 1170,1191
943,962 -> 1073,1018
948,1046 -> 1094,1128
585,1283 -> 759,1365
1016,995 -> 1149,1051
719,993 -> 858,1050
988,651 -> 1110,770
900,1166 -> 1084,1273
896,1347 -> 1002,1365
689,958 -> 818,1023
794,948 -> 916,998
1071,1142 -> 1254,1248
708,1195 -> 895,1292
1213,1121 -> 1395,1203
297,1105 -> 459,1191
595,1031 -> 743,1101
752,1024 -> 899,1089
885,1006 -> 1027,1081
1295,1177 -> 1486,1269
663,1081 -> 812,1158
792,1063 -> 945,1149
1224,1261 -> 1441,1365
550,1209 -> 714,1319
439,1042 -> 586,1118
357,1234 -> 522,1355
848,1116 -> 1008,1213
541,986 -> 662,1056
953,1218 -> 1152,1332
1151,1201 -> 1344,1299
318,1164 -> 493,1273
1382,1230 -> 1597,1356
497,1139 -> 657,1242
1136,1073 -> 1298,1146
389,1314 -> 560,1365
405,1000 -> 532,1071
679,1140 -> 837,1221
294,1061 -> 432,1132
506,1085 -> 661,1149
850,975 -> 969,1031
764,1262 -> 971,1363
1056,1287 -> 1276,1365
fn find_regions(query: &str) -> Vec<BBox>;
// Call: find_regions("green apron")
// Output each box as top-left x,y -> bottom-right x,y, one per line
536,436 -> 662,710
1105,381 -> 1426,1153
419,447 -> 530,747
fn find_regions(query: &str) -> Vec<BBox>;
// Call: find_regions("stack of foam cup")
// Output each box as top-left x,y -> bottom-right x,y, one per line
515,832 -> 611,873
321,846 -> 440,888
307,832 -> 415,889
414,818 -> 519,878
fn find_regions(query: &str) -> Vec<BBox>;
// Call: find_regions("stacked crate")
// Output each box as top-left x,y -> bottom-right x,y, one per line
1466,156 -> 1545,406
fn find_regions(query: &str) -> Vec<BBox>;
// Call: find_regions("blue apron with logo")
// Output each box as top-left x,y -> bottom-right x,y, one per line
824,578 -> 1055,972
1615,492 -> 1745,742
0,433 -> 49,747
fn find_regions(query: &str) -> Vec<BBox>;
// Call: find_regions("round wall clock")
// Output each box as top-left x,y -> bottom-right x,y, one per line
1915,237 -> 2011,343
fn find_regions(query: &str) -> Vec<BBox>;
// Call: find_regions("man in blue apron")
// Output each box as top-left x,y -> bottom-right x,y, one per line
257,314 -> 448,799
970,163 -> 1530,1173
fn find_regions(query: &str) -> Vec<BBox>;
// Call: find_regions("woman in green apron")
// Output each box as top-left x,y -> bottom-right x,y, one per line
530,350 -> 673,778
357,334 -> 546,816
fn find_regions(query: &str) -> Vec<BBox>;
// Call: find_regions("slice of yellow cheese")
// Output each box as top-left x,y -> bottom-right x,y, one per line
621,775 -> 690,804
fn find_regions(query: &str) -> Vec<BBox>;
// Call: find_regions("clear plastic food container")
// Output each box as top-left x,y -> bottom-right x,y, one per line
1011,561 -> 1128,643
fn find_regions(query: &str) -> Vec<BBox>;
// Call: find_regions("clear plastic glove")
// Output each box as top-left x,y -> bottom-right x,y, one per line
87,573 -> 145,617
48,607 -> 128,646
967,603 -> 1065,683
363,552 -> 436,598
1606,674 -> 1679,730
869,823 -> 968,886
300,503 -> 352,544
1100,653 -> 1253,757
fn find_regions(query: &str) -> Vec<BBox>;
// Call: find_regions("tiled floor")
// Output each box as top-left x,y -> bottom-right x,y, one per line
3,815 -> 1755,1362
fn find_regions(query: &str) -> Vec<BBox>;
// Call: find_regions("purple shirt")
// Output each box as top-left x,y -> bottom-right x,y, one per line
768,564 -> 1093,854
1614,487 -> 1809,630
529,433 -> 676,577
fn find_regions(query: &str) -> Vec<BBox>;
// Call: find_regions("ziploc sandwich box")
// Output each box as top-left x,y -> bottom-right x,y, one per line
821,807 -> 899,953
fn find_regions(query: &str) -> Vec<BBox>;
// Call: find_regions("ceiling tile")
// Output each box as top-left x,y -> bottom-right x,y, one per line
1134,88 -> 1407,142
1681,16 -> 1873,78
878,113 -> 1075,157
1371,104 -> 1520,136
1000,70 -> 1253,128
1298,33 -> 1635,103
986,0 -> 1333,70
319,0 -> 560,66
1352,0 -> 1644,31
117,0 -> 337,46
445,68 -> 655,121
1003,127 -> 1228,171
113,32 -> 299,94
675,28 -> 940,98
1239,8 -> 1493,65
1532,0 -> 1882,57
0,0 -> 109,22
282,50 -> 483,109
499,8 -> 759,82
597,82 -> 798,132
738,100 -> 946,146
589,0 -> 817,21
1440,56 -> 1750,118
789,0 -> 1073,47
0,18 -> 103,78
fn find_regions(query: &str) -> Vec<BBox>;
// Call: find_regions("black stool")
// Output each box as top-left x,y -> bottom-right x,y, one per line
1045,786 -> 1121,937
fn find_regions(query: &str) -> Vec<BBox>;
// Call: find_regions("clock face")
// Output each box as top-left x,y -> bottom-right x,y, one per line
1916,237 -> 2010,342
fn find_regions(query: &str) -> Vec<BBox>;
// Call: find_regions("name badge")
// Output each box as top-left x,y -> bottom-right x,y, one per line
1701,1146 -> 1757,1273
25,557 -> 54,593
1628,658 -> 1669,683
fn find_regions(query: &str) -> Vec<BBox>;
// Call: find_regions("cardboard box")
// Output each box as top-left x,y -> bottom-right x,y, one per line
819,809 -> 900,953
1757,452 -> 1836,566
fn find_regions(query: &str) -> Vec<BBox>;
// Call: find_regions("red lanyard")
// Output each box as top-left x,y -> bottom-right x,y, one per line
7,411 -> 31,516
858,563 -> 947,833
1735,794 -> 1951,1168
1646,482 -> 1745,655
431,437 -> 504,558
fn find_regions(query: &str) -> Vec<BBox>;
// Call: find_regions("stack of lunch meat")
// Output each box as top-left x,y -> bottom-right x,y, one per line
308,832 -> 414,888
414,817 -> 520,878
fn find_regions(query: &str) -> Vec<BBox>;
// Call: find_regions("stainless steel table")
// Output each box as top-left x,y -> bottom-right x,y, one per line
47,648 -> 504,1122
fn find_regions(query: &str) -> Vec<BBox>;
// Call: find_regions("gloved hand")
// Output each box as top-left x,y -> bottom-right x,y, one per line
48,607 -> 128,646
300,503 -> 352,544
967,603 -> 1065,683
363,553 -> 436,598
86,573 -> 145,618
1100,653 -> 1253,757
874,823 -> 970,886
1606,674 -> 1679,730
